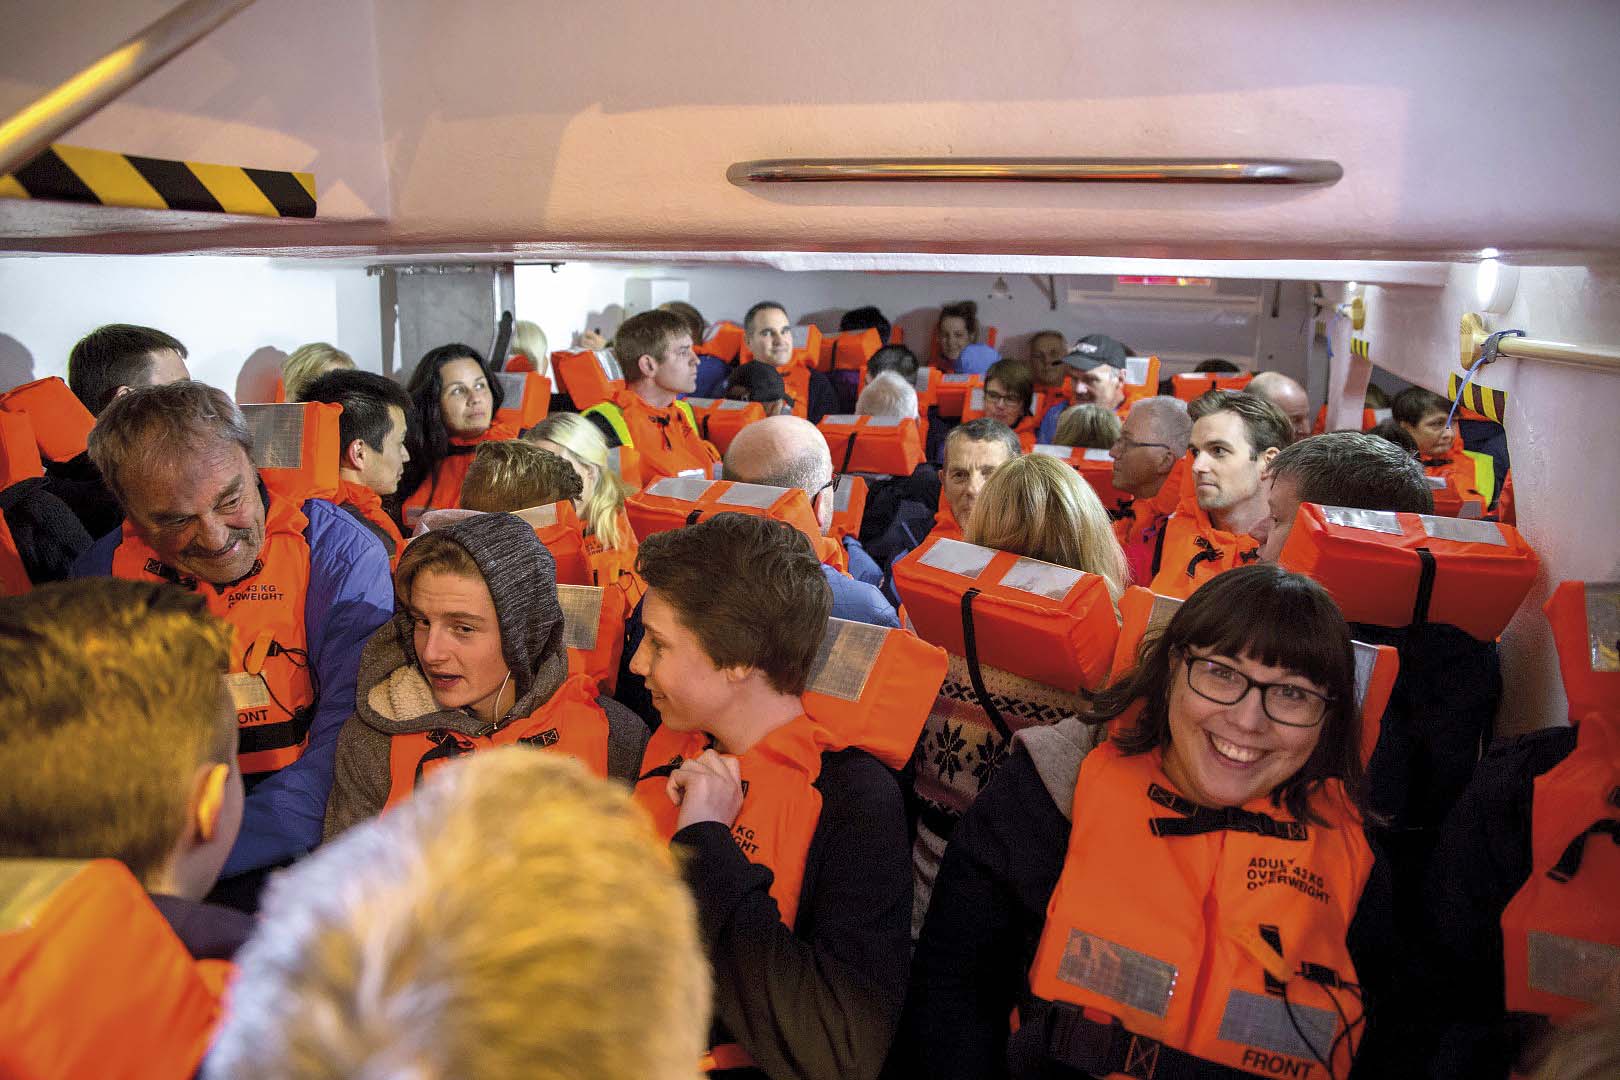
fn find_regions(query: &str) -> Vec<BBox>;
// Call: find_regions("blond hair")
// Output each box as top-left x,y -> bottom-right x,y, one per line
460,440 -> 582,514
281,342 -> 354,400
524,412 -> 633,550
205,750 -> 711,1080
510,320 -> 549,376
0,580 -> 234,886
1053,403 -> 1122,450
966,453 -> 1129,601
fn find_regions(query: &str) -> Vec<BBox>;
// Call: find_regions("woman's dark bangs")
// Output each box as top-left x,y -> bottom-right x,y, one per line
1180,577 -> 1350,697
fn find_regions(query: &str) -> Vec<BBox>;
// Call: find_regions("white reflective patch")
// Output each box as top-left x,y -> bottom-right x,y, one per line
915,371 -> 932,392
1459,499 -> 1485,520
496,371 -> 527,406
863,415 -> 904,428
821,413 -> 860,426
918,538 -> 998,580
1031,444 -> 1074,459
1585,583 -> 1620,673
1528,931 -> 1620,1006
1083,448 -> 1113,462
224,671 -> 271,711
593,349 -> 622,380
1426,475 -> 1449,490
717,399 -> 751,411
527,503 -> 560,527
1351,640 -> 1379,711
1147,594 -> 1183,638
1218,988 -> 1339,1061
1000,556 -> 1084,601
806,617 -> 886,701
942,374 -> 975,385
1055,929 -> 1177,1019
1371,407 -> 1393,423
557,585 -> 604,651
1125,355 -> 1152,385
241,404 -> 307,470
716,481 -> 788,509
684,397 -> 718,408
1321,506 -> 1404,536
645,476 -> 715,501
833,475 -> 855,513
1419,515 -> 1507,546
969,388 -> 984,411
792,325 -> 813,347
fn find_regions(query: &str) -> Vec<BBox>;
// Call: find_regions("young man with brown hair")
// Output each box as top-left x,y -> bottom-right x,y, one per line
583,309 -> 721,482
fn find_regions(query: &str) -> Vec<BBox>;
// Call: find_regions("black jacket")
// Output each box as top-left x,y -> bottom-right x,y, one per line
149,893 -> 256,961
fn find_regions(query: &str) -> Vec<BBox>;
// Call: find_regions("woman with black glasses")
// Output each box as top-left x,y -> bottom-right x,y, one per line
902,563 -> 1397,1080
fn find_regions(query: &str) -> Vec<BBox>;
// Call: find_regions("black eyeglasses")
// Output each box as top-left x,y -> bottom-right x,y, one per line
1178,649 -> 1332,728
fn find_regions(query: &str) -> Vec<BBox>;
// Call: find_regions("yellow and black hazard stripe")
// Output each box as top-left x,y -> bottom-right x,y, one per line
1448,371 -> 1507,423
0,143 -> 315,218
1350,337 -> 1370,362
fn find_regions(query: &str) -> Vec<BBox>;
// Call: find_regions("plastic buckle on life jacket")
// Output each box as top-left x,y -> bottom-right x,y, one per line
1044,1003 -> 1133,1078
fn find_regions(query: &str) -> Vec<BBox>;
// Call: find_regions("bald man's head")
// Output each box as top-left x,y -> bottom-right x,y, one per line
1248,372 -> 1311,442
722,416 -> 835,528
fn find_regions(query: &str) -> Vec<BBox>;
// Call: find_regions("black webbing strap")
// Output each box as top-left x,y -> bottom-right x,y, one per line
1185,535 -> 1223,579
839,428 -> 860,475
1147,783 -> 1309,840
685,508 -> 703,526
960,587 -> 1012,741
1151,515 -> 1170,577
1548,818 -> 1620,883
1411,546 -> 1438,627
412,730 -> 473,787
700,414 -> 712,441
1033,1000 -> 1263,1080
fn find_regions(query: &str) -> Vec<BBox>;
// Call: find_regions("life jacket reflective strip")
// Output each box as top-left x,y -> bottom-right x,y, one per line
384,673 -> 611,808
818,413 -> 925,477
1499,582 -> 1620,1022
1120,355 -> 1162,410
626,475 -> 829,555
827,474 -> 866,545
493,370 -> 552,429
111,490 -> 316,776
934,372 -> 982,418
241,401 -> 344,504
0,858 -> 229,1080
700,322 -> 746,364
336,479 -> 405,569
828,326 -> 881,373
1170,370 -> 1254,401
892,535 -> 1120,694
582,389 -> 719,483
401,419 -> 520,527
682,396 -> 767,454
0,376 -> 96,465
1276,502 -> 1539,642
1026,742 -> 1371,1080
1148,502 -> 1262,602
559,583 -> 628,694
1030,444 -> 1134,520
604,444 -> 644,490
551,348 -> 624,408
912,367 -> 942,414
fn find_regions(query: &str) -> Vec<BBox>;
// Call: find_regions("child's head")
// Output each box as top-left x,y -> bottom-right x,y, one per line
460,440 -> 584,514
0,579 -> 241,899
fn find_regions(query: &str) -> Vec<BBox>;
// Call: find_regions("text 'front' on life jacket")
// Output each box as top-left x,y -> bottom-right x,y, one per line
1021,741 -> 1372,1080
827,473 -> 866,544
1170,370 -> 1254,402
550,347 -> 623,409
893,536 -> 1120,700
1277,503 -> 1539,642
626,475 -> 824,548
0,411 -> 44,596
0,859 -> 230,1080
1500,581 -> 1620,1024
1030,444 -> 1133,520
818,413 -> 926,477
493,370 -> 551,430
241,401 -> 343,504
681,396 -> 767,455
0,376 -> 96,465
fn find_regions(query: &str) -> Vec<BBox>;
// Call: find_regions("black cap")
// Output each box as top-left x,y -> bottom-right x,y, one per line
1062,333 -> 1129,371
724,361 -> 788,403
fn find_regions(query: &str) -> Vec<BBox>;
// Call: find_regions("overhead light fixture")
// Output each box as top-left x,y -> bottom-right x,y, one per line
988,276 -> 1012,301
1475,256 -> 1519,315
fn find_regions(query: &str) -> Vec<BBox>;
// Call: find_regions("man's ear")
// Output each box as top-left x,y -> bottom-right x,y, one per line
194,763 -> 229,843
637,353 -> 659,381
1260,445 -> 1281,469
343,436 -> 369,472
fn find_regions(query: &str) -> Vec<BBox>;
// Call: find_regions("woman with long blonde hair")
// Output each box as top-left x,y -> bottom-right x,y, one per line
524,413 -> 640,597
967,452 -> 1129,601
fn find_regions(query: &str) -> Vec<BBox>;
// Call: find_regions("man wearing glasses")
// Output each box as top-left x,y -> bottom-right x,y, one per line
1107,396 -> 1192,584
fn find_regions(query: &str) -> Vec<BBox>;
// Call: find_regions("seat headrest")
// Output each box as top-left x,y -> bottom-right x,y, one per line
240,402 -> 343,502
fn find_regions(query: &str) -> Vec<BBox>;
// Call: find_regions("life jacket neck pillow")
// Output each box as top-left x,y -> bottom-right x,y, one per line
517,501 -> 592,586
827,327 -> 882,373
912,367 -> 942,412
1277,502 -> 1539,641
1121,355 -> 1162,408
803,615 -> 948,770
700,321 -> 746,364
551,348 -> 623,408
1031,444 -> 1133,518
1546,580 -> 1620,726
559,582 -> 627,694
626,476 -> 823,546
604,444 -> 644,490
1170,370 -> 1253,401
240,402 -> 343,503
893,535 -> 1120,694
818,414 -> 925,477
934,372 -> 982,419
0,377 -> 96,465
493,370 -> 551,429
0,411 -> 46,490
827,474 -> 866,541
681,396 -> 767,455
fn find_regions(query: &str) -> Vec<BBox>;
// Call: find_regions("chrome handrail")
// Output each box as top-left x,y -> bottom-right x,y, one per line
727,157 -> 1342,186
0,0 -> 256,178
1460,313 -> 1620,375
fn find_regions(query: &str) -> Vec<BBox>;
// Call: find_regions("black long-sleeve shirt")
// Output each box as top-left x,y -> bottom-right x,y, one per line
673,747 -> 912,1080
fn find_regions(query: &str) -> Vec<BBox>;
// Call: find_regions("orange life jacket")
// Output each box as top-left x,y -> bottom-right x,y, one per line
700,322 -> 747,364
384,672 -> 610,809
774,358 -> 815,420
827,474 -> 867,546
1111,459 -> 1188,586
559,582 -> 629,694
1030,444 -> 1133,519
1025,741 -> 1371,1080
550,347 -> 624,409
819,413 -> 926,476
0,376 -> 96,465
1148,500 -> 1262,601
1032,377 -> 1075,418
934,372 -> 982,418
1276,503 -> 1539,642
604,443 -> 646,490
1120,355 -> 1162,410
0,410 -> 45,596
1170,370 -> 1253,401
824,326 -> 882,373
626,475 -> 849,573
336,478 -> 405,568
1499,581 -> 1620,1024
632,615 -> 945,1071
893,535 -> 1120,694
0,859 -> 231,1080
518,501 -> 594,586
911,367 -> 942,415
401,418 -> 520,527
110,490 -> 316,777
582,507 -> 642,586
493,370 -> 551,429
1422,432 -> 1492,518
932,491 -> 965,542
740,325 -> 824,389
241,401 -> 344,503
583,388 -> 720,483
682,395 -> 767,454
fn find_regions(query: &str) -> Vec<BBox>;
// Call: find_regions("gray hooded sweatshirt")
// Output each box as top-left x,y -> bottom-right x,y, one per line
323,513 -> 647,839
